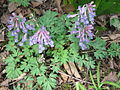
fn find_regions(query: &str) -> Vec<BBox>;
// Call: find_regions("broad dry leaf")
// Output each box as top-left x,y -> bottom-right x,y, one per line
8,2 -> 19,12
109,58 -> 114,69
57,77 -> 63,84
31,1 -> 43,7
59,70 -> 68,82
15,8 -> 22,14
0,87 -> 8,90
0,51 -> 9,60
0,0 -> 5,4
68,62 -> 81,78
63,63 -> 72,75
102,72 -> 119,82
0,31 -> 4,41
78,65 -> 84,72
1,13 -> 10,24
108,34 -> 120,40
54,0 -> 63,13
62,4 -> 75,13
97,15 -> 107,26
21,8 -> 31,16
0,79 -> 11,86
33,9 -> 43,15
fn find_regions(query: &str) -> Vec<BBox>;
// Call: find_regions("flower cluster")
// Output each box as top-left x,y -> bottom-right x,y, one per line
30,26 -> 54,53
8,13 -> 35,46
67,1 -> 96,50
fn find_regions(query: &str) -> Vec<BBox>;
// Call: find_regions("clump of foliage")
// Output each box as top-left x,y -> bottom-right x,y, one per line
110,16 -> 120,30
8,0 -> 31,7
88,37 -> 120,59
63,0 -> 120,15
75,62 -> 120,90
5,1 -> 120,90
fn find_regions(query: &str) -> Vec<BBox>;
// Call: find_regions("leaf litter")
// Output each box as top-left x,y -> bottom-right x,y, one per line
0,0 -> 120,90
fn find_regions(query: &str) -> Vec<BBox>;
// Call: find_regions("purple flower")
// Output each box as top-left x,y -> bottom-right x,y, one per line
79,42 -> 87,50
67,14 -> 78,18
26,24 -> 35,30
30,26 -> 54,53
68,1 -> 96,50
7,13 -> 35,44
21,33 -> 27,42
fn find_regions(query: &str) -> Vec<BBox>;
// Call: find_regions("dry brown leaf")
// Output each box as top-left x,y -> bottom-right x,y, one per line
59,70 -> 68,82
118,60 -> 120,68
54,0 -> 63,13
0,0 -> 5,4
57,77 -> 63,85
108,34 -> 120,40
8,2 -> 19,12
21,8 -> 31,16
24,80 -> 33,90
110,40 -> 120,43
63,63 -> 75,82
0,51 -> 9,61
68,62 -> 81,78
0,79 -> 11,86
97,15 -> 107,27
62,4 -> 75,13
67,77 -> 75,82
33,8 -> 43,15
1,13 -> 10,24
31,1 -> 43,7
0,31 -> 4,41
109,59 -> 114,69
78,65 -> 84,72
102,72 -> 119,82
0,87 -> 8,90
15,8 -> 22,14
63,63 -> 72,75
35,0 -> 46,3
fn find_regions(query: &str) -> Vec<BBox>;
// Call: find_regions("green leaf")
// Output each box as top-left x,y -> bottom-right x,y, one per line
90,71 -> 98,90
39,10 -> 58,27
88,37 -> 106,50
107,43 -> 120,58
39,64 -> 47,75
110,17 -> 120,29
94,50 -> 107,59
9,0 -> 31,7
97,62 -> 100,87
75,82 -> 87,90
37,75 -> 47,85
100,81 -> 120,88
31,67 -> 40,76
96,0 -> 120,15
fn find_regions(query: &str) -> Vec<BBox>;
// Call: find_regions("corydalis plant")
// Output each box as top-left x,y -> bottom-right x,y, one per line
67,1 -> 96,50
30,26 -> 54,53
7,13 -> 35,46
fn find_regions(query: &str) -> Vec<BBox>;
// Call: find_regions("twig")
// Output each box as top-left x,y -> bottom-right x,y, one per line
0,72 -> 27,86
58,71 -> 91,84
13,73 -> 27,81
9,73 -> 27,85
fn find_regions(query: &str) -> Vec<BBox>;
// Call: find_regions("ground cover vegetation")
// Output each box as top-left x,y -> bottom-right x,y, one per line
0,0 -> 120,90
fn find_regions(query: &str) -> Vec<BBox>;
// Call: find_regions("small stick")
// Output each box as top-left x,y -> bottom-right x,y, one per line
58,71 -> 91,84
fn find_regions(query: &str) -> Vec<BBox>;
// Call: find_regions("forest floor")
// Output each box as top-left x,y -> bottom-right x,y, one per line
0,0 -> 120,90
